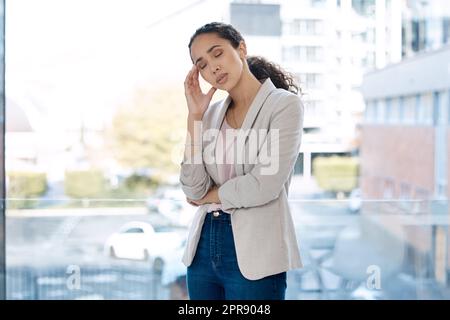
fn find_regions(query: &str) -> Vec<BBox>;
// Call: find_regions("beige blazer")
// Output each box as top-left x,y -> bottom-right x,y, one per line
179,78 -> 304,280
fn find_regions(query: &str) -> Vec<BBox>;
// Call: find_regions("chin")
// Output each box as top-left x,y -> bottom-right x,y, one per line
220,78 -> 236,92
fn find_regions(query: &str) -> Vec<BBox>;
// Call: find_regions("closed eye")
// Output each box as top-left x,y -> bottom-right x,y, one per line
200,51 -> 223,70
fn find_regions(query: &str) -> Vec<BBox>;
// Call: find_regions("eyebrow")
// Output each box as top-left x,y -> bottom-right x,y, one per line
194,45 -> 222,65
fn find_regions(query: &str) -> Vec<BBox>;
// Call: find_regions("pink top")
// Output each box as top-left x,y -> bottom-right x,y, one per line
207,116 -> 238,214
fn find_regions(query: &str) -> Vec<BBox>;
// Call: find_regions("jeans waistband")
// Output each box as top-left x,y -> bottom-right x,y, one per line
205,209 -> 230,220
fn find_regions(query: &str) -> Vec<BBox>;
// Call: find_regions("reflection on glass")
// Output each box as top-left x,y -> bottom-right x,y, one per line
5,197 -> 449,300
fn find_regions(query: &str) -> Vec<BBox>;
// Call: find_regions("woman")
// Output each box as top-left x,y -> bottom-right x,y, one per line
180,22 -> 304,300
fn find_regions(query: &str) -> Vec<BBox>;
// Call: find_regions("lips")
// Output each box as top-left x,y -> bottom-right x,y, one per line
216,73 -> 228,84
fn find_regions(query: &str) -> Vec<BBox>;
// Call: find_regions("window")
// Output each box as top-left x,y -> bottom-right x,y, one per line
304,100 -> 324,120
297,73 -> 324,90
415,94 -> 421,124
417,93 -> 433,125
389,97 -> 400,124
373,100 -> 379,123
282,47 -> 295,62
434,91 -> 448,201
377,99 -> 385,124
365,100 -> 378,123
425,93 -> 434,125
364,101 -> 371,122
433,91 -> 440,126
403,95 -> 416,125
307,46 -> 323,62
444,17 -> 450,44
433,90 -> 449,127
411,19 -> 427,53
385,98 -> 392,123
352,0 -> 376,17
230,3 -> 281,36
288,19 -> 324,36
398,97 -> 405,123
282,46 -> 324,63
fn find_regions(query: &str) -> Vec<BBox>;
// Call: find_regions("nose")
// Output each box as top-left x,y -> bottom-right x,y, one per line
212,64 -> 220,74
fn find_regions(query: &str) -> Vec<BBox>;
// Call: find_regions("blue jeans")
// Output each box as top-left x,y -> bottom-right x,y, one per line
187,210 -> 287,300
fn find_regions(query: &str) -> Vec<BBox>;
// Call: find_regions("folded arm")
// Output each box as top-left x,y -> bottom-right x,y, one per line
179,114 -> 214,200
218,96 -> 304,210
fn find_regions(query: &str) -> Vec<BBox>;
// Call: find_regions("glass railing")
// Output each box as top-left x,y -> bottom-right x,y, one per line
6,197 -> 191,300
286,198 -> 449,300
4,196 -> 450,300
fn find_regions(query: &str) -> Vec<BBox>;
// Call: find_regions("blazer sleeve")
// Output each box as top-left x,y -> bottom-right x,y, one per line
218,95 -> 304,210
179,150 -> 214,200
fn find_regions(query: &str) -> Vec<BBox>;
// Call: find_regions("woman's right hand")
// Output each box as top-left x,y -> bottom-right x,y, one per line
184,64 -> 217,119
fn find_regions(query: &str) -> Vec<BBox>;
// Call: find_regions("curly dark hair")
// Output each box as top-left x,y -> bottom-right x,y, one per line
188,22 -> 300,95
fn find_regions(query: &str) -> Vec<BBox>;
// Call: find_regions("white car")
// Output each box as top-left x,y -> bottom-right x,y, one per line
104,221 -> 183,264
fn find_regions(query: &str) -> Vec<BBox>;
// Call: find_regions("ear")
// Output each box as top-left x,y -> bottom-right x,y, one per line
238,40 -> 247,60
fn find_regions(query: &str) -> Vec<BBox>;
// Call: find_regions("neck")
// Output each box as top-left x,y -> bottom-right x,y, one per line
228,70 -> 262,111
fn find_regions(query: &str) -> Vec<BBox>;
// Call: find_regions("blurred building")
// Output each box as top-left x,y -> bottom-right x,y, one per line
361,45 -> 449,201
229,1 -> 282,62
360,45 -> 450,284
5,96 -> 107,183
402,0 -> 450,58
5,98 -> 38,172
230,0 -> 402,179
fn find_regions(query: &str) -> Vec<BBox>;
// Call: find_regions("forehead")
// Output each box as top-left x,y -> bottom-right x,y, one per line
190,33 -> 229,60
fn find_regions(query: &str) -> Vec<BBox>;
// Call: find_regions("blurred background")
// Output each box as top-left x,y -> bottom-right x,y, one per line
1,0 -> 450,299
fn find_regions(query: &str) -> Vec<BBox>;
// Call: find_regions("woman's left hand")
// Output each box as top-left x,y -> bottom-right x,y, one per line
187,186 -> 220,206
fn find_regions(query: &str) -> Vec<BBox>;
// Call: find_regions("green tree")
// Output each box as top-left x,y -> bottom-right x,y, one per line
107,85 -> 187,176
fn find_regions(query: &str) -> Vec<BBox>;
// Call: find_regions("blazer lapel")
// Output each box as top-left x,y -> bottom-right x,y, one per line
234,78 -> 277,176
206,95 -> 231,185
209,78 -> 277,180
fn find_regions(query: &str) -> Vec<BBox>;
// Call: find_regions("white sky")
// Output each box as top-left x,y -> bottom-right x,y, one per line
6,0 -> 228,131
6,0 -> 448,132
